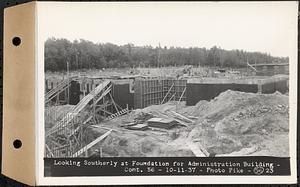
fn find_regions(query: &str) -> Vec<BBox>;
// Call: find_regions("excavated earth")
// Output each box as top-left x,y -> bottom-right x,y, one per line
45,90 -> 289,157
180,90 -> 289,157
89,90 -> 289,157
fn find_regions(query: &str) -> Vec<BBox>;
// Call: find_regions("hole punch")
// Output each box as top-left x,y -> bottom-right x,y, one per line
12,37 -> 21,46
13,139 -> 22,149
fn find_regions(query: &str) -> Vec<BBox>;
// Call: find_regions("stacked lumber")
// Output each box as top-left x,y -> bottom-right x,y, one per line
147,118 -> 177,129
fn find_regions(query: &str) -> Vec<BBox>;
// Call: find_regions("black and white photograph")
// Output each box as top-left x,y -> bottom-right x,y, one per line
37,1 -> 297,184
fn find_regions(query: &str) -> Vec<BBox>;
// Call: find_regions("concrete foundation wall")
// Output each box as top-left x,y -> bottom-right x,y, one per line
186,76 -> 289,106
112,83 -> 134,110
69,81 -> 81,105
186,83 -> 258,106
46,75 -> 289,109
261,80 -> 288,94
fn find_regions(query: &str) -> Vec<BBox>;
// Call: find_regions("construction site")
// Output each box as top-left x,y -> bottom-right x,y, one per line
44,65 -> 289,158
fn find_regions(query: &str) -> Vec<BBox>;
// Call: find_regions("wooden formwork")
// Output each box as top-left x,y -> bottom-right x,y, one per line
45,80 -> 116,158
134,78 -> 187,109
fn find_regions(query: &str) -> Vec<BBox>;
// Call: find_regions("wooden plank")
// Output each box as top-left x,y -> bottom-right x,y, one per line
178,87 -> 186,102
96,126 -> 120,133
155,111 -> 189,127
186,142 -> 206,157
186,115 -> 198,120
45,144 -> 54,157
167,92 -> 175,103
45,78 -> 73,103
83,115 -> 93,124
46,80 -> 111,136
170,111 -> 195,123
197,142 -> 210,157
161,83 -> 174,104
94,85 -> 112,104
109,92 -> 119,113
247,61 -> 258,72
72,129 -> 112,157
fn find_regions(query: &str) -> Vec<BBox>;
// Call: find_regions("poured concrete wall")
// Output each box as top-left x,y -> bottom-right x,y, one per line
112,80 -> 134,110
69,81 -> 81,105
261,80 -> 288,94
186,83 -> 258,105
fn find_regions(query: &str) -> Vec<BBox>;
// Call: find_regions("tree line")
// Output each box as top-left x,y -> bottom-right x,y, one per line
45,38 -> 289,72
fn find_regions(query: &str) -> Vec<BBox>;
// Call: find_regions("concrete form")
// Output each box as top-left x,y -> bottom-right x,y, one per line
134,78 -> 187,109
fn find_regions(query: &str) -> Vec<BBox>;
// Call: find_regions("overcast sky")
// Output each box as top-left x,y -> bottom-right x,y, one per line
38,2 -> 297,57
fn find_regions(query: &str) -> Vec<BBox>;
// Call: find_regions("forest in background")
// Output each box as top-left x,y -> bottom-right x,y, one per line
45,38 -> 289,72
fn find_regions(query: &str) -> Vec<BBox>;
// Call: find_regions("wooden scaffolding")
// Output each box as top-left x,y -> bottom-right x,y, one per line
45,80 -> 119,158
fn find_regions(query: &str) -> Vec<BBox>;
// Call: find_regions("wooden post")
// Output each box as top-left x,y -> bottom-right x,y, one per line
258,84 -> 262,94
109,93 -> 119,113
93,88 -> 96,122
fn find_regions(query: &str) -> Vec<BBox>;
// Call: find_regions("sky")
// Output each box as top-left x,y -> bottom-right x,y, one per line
38,2 -> 298,58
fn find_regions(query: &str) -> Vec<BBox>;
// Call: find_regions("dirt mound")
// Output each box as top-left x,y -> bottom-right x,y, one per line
90,126 -> 193,157
186,90 -> 289,156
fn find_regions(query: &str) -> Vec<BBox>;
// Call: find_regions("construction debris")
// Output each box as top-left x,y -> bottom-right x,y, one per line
126,124 -> 149,131
169,111 -> 195,123
134,112 -> 154,124
72,129 -> 112,157
147,118 -> 177,129
186,141 -> 207,157
45,78 -> 74,104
